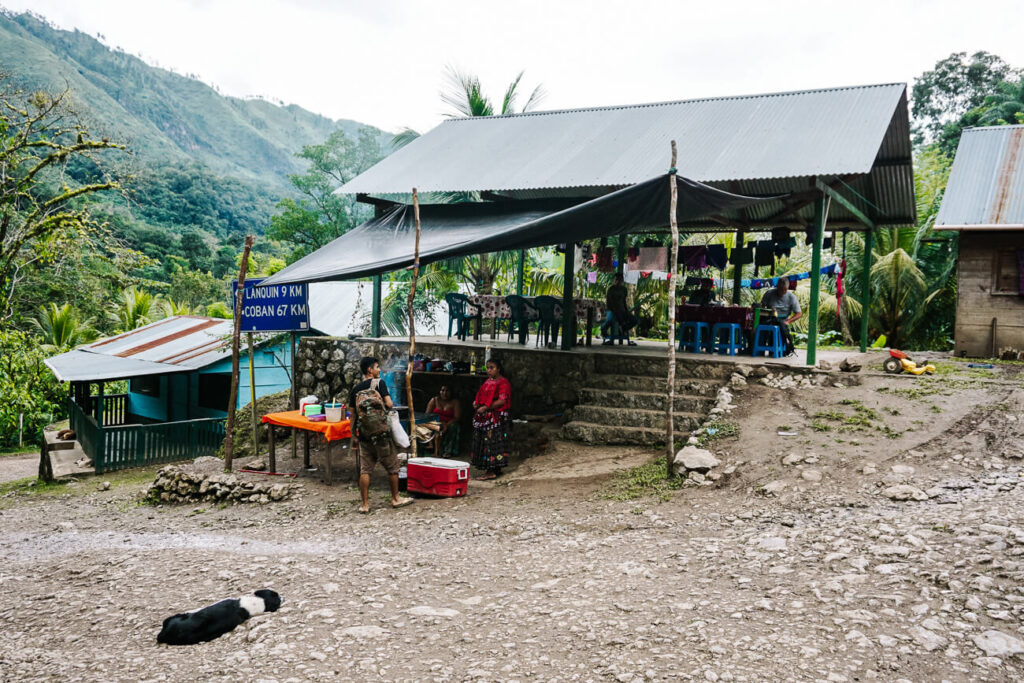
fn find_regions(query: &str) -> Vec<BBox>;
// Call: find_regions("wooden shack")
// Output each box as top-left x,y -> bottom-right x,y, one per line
936,125 -> 1024,358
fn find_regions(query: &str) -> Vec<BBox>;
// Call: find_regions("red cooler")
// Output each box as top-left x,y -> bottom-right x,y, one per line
406,457 -> 469,497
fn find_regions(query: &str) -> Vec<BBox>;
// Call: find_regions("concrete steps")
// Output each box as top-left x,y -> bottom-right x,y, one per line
572,405 -> 703,431
591,354 -> 740,379
578,387 -> 714,413
561,421 -> 670,446
42,429 -> 94,480
583,373 -> 723,396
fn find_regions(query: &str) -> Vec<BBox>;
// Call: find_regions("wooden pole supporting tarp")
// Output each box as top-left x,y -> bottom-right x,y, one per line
248,332 -> 259,468
406,188 -> 423,457
666,142 -> 680,477
858,230 -> 874,352
223,235 -> 253,472
561,245 -> 576,350
806,193 -> 830,366
371,275 -> 382,337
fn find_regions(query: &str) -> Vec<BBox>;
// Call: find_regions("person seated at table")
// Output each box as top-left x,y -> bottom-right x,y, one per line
600,273 -> 637,346
349,356 -> 413,513
471,359 -> 512,480
759,278 -> 802,357
687,279 -> 718,306
426,384 -> 462,456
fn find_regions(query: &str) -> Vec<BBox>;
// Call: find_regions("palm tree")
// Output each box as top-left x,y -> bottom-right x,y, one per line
977,78 -> 1024,126
162,299 -> 201,317
30,303 -> 98,352
108,287 -> 162,333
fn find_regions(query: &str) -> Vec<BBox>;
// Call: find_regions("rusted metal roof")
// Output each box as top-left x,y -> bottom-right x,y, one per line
45,316 -> 237,382
338,82 -> 914,227
936,125 -> 1024,230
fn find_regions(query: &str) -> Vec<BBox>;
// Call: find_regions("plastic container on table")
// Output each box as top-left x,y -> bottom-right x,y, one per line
302,404 -> 323,416
406,457 -> 469,498
324,403 -> 344,423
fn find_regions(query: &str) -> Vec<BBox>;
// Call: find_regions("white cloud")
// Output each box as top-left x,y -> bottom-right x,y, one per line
5,0 -> 1024,134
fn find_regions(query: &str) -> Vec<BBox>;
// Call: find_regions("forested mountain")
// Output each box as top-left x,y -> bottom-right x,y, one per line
0,10 -> 389,191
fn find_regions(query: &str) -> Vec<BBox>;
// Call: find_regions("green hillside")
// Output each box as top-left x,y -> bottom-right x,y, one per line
0,10 -> 389,191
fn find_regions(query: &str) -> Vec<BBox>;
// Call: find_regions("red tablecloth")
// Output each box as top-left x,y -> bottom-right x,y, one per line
261,410 -> 351,441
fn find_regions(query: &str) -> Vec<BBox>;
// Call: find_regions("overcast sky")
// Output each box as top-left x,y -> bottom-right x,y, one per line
5,0 -> 1024,134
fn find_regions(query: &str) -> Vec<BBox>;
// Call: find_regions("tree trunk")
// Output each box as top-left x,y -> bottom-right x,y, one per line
223,235 -> 253,472
666,142 -> 679,478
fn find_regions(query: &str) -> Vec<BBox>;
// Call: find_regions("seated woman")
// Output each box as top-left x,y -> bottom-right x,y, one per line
426,384 -> 462,457
471,359 -> 512,480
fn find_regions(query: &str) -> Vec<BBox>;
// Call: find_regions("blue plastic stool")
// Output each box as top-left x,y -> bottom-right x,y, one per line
678,321 -> 710,353
752,324 -> 785,358
711,323 -> 744,356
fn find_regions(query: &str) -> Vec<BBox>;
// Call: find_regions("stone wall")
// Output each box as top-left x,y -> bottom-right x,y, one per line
294,337 -> 594,417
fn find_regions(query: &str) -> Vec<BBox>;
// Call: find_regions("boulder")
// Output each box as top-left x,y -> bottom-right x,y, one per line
839,358 -> 862,373
882,484 -> 928,501
972,630 -> 1024,658
673,447 -> 721,475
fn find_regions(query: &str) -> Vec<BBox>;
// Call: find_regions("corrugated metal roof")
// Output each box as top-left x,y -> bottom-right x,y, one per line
935,125 -> 1024,230
339,83 -> 910,198
45,316 -> 237,382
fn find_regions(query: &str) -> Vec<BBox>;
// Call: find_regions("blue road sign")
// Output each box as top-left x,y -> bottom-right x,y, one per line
232,278 -> 309,332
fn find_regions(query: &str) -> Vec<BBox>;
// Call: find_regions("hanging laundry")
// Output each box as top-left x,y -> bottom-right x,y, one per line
836,259 -> 846,317
678,245 -> 707,270
771,227 -> 790,242
586,271 -> 598,284
636,247 -> 667,271
706,244 -> 728,269
623,268 -> 640,285
595,247 -> 615,272
773,237 -> 796,258
729,245 -> 753,265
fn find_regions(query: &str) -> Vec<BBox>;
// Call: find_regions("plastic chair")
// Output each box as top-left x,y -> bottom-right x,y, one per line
751,324 -> 785,358
445,293 -> 481,341
678,321 -> 710,353
533,296 -> 562,348
504,295 -> 536,345
711,323 -> 744,356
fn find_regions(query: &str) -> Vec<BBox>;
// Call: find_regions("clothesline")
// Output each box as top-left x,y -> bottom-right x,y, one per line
620,263 -> 841,289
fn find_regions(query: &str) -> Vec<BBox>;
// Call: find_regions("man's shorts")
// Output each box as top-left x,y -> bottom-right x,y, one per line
358,436 -> 400,476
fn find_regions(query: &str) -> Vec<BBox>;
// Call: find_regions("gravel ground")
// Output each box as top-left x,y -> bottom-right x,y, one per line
2,368 -> 1024,682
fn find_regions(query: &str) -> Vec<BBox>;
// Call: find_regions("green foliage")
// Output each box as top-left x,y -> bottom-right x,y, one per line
698,420 -> 739,446
911,51 -> 1019,145
602,457 -> 686,502
268,128 -> 383,261
30,302 -> 98,352
0,330 -> 66,448
108,286 -> 163,332
165,267 -> 227,312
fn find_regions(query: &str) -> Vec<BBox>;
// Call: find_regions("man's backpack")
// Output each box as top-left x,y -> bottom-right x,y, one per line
355,379 -> 390,440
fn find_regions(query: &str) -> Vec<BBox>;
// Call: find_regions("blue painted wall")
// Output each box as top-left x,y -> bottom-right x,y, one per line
127,340 -> 295,422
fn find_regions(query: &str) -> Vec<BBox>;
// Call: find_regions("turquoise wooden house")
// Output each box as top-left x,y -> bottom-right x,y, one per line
44,316 -> 307,473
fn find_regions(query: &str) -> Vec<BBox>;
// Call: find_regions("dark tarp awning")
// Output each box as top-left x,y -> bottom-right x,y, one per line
263,173 -> 783,286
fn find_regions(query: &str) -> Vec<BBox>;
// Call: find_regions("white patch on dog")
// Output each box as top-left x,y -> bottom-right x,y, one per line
238,594 -> 266,616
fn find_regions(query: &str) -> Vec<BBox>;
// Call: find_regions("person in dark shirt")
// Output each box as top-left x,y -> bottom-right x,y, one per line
349,356 -> 412,512
687,279 -> 717,306
601,273 -> 637,346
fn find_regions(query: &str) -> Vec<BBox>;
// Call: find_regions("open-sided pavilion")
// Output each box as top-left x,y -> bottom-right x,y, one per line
265,82 -> 916,366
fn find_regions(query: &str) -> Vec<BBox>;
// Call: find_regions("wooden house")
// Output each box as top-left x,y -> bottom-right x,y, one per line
936,125 -> 1024,358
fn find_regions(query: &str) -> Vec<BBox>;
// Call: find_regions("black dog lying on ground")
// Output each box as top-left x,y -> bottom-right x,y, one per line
157,589 -> 282,645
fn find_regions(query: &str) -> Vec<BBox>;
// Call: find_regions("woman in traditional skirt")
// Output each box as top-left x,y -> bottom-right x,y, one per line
471,359 -> 512,480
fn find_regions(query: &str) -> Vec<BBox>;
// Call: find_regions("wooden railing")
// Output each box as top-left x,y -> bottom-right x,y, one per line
98,418 -> 226,473
98,394 -> 129,426
68,397 -> 225,474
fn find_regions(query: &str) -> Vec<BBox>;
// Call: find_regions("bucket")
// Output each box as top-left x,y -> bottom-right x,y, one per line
324,403 -> 343,423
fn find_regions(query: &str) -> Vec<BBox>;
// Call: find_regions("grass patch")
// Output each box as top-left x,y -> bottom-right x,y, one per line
811,420 -> 832,432
0,467 -> 158,509
602,457 -> 686,502
698,420 -> 739,446
0,445 -> 38,458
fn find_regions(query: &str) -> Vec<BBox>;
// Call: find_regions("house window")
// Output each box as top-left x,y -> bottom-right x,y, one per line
197,373 -> 232,411
130,375 -> 161,397
993,249 -> 1023,295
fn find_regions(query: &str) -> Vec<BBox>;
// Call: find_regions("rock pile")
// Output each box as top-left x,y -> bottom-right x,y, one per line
142,465 -> 298,505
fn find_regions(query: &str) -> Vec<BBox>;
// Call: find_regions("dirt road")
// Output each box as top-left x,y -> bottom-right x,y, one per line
1,361 -> 1023,681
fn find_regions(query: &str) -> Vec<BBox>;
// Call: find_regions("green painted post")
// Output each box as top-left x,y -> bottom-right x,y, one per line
516,249 -> 525,296
806,196 -> 827,366
617,235 -> 626,274
561,245 -> 576,350
732,230 -> 744,304
371,275 -> 382,337
859,229 -> 874,352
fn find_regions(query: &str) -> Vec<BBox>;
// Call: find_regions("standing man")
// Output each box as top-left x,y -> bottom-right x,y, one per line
601,273 -> 637,346
349,356 -> 413,513
759,278 -> 802,356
